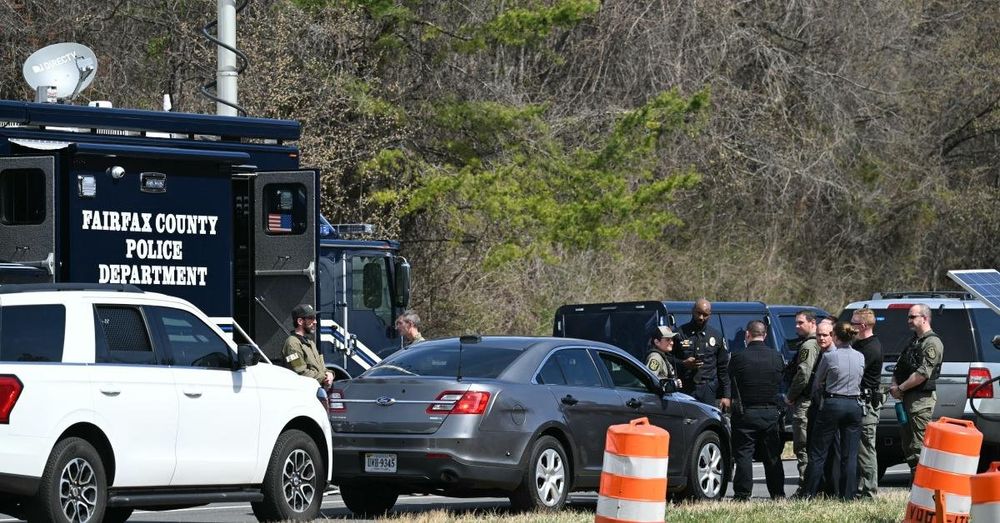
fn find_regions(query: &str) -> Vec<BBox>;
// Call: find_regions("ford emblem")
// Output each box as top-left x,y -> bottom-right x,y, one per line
375,396 -> 395,406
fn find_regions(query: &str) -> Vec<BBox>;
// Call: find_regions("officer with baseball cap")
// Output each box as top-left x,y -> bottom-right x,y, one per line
646,325 -> 681,389
281,304 -> 333,386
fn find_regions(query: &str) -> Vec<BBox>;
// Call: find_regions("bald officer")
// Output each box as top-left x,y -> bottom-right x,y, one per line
676,298 -> 731,410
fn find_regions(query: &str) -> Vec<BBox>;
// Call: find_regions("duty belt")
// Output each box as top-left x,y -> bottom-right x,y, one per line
824,393 -> 859,399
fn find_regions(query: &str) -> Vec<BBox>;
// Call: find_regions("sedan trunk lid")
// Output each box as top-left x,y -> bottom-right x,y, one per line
331,378 -> 471,434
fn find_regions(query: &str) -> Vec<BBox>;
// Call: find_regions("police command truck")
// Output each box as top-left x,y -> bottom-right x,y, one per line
0,100 -> 410,377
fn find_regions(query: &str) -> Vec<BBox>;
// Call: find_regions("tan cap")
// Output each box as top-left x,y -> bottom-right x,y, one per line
655,326 -> 675,338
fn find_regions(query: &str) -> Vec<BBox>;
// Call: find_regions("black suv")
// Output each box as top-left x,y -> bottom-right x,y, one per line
839,292 -> 1000,475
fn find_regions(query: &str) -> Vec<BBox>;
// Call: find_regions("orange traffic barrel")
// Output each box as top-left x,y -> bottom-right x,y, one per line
971,462 -> 1000,522
595,417 -> 669,523
903,417 -> 982,523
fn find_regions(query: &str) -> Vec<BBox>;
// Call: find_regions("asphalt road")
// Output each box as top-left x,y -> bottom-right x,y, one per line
0,462 -> 914,523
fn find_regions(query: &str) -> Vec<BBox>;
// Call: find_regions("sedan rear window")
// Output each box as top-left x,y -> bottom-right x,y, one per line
365,344 -> 523,378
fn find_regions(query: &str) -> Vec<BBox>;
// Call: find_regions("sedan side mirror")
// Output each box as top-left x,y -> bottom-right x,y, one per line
660,378 -> 678,395
993,334 -> 1000,350
235,344 -> 259,370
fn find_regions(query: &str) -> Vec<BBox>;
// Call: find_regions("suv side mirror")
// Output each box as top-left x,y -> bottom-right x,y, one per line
660,378 -> 678,395
993,335 -> 1000,350
235,344 -> 259,370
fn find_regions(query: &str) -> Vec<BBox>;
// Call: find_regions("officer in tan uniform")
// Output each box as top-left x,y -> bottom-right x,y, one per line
645,326 -> 682,389
890,303 -> 944,474
281,304 -> 333,387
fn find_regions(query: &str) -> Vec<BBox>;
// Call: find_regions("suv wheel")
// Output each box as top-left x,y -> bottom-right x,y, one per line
29,437 -> 107,523
251,430 -> 323,522
685,431 -> 727,501
509,435 -> 569,511
341,483 -> 398,517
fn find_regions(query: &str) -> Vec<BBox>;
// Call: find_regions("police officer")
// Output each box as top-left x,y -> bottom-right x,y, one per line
804,321 -> 865,500
852,307 -> 883,498
395,309 -> 425,348
645,326 -> 682,389
676,298 -> 731,410
890,303 -> 944,475
281,304 -> 333,387
729,320 -> 786,500
784,310 -> 820,490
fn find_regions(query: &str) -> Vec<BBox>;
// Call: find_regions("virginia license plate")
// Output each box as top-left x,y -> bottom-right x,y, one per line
364,453 -> 397,473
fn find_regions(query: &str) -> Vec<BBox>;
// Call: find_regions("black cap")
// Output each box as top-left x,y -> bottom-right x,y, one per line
292,304 -> 317,319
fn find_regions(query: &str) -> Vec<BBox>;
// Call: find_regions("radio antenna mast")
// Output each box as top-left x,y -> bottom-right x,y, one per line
201,0 -> 250,116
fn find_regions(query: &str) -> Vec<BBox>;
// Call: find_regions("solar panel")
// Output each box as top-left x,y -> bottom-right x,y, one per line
948,269 -> 1000,316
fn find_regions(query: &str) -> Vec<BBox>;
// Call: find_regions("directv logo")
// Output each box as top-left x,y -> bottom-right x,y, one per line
30,51 -> 78,74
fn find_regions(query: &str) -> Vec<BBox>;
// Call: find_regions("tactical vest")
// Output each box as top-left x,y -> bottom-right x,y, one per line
893,333 -> 942,392
784,335 -> 819,385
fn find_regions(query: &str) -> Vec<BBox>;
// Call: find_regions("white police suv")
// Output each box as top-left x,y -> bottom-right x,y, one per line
839,291 -> 1000,475
0,284 -> 331,523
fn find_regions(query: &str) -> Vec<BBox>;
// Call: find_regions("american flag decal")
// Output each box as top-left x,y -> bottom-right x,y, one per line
268,213 -> 293,232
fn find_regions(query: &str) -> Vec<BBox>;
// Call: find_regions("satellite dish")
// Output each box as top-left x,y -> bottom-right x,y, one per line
22,43 -> 98,101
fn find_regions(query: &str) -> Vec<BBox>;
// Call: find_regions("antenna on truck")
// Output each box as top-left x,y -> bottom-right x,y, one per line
201,0 -> 250,116
22,43 -> 98,103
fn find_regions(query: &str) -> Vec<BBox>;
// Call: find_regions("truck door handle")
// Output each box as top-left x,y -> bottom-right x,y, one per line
183,391 -> 203,398
626,398 -> 641,409
561,395 -> 579,406
100,388 -> 120,397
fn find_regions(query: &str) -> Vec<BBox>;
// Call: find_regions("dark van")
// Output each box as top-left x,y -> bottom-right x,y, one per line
552,300 -> 829,364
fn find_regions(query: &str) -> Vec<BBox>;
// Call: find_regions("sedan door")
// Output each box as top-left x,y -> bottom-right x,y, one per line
148,306 -> 262,486
594,350 -> 689,477
535,348 -> 624,478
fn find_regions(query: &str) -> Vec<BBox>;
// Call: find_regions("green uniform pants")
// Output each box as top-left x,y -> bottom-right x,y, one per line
900,391 -> 936,470
857,403 -> 879,497
792,398 -> 811,484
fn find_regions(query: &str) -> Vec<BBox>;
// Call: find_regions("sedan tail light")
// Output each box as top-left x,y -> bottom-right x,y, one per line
0,375 -> 23,424
968,368 -> 994,399
328,388 -> 346,413
427,390 -> 490,415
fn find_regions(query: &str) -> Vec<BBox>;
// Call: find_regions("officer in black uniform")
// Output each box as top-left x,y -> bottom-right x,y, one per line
729,320 -> 786,500
676,298 -> 731,410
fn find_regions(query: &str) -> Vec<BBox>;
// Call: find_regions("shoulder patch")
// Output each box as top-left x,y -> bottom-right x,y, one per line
285,353 -> 300,363
648,359 -> 661,371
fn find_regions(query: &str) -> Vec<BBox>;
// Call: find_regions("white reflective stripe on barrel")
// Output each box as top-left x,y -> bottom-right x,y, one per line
971,502 -> 1000,522
918,446 -> 980,476
595,496 -> 666,522
909,484 -> 972,514
601,452 -> 668,479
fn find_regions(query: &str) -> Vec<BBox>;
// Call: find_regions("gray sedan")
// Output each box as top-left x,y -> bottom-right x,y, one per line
328,336 -> 731,516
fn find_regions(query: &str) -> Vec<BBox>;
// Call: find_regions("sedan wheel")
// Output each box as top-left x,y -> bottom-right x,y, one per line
510,436 -> 569,511
686,431 -> 727,500
534,448 -> 566,506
